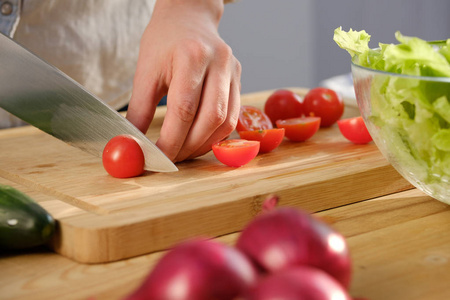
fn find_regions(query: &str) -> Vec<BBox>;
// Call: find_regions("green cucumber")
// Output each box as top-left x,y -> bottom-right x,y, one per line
0,183 -> 55,249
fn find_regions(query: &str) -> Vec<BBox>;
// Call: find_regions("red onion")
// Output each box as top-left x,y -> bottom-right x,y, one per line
236,207 -> 352,288
246,266 -> 352,300
125,238 -> 257,300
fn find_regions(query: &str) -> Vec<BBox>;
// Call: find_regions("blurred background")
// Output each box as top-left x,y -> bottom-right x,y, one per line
219,0 -> 450,94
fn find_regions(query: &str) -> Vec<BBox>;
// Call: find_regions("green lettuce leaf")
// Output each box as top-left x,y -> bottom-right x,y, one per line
334,27 -> 450,202
333,27 -> 371,59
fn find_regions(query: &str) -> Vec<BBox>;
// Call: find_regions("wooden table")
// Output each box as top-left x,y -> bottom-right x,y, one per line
1,89 -> 450,300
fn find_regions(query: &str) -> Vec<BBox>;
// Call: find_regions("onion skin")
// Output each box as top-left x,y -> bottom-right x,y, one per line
245,266 -> 352,300
236,207 -> 352,288
125,238 -> 258,300
307,215 -> 352,289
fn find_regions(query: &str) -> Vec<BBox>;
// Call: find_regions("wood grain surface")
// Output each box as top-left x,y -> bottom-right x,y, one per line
0,88 -> 413,263
1,189 -> 449,300
1,89 -> 449,300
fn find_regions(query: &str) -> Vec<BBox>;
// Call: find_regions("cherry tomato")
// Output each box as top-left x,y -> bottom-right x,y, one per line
212,139 -> 260,167
337,116 -> 373,144
238,128 -> 285,153
276,117 -> 321,142
102,135 -> 145,178
302,88 -> 344,127
264,89 -> 303,125
236,106 -> 273,132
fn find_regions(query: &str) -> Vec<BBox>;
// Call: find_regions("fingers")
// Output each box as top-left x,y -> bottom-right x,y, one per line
175,48 -> 242,162
172,75 -> 228,162
126,86 -> 160,134
126,62 -> 164,133
157,42 -> 241,163
155,43 -> 208,161
184,74 -> 241,161
127,16 -> 241,163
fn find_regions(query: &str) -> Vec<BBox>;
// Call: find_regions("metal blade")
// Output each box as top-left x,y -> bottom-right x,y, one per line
0,33 -> 177,172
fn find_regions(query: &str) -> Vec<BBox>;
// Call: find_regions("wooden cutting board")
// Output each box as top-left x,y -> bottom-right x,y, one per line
0,88 -> 413,263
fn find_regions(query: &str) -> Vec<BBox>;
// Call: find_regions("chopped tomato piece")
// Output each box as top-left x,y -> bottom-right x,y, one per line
212,139 -> 260,167
238,128 -> 285,153
276,117 -> 321,142
337,116 -> 372,144
236,106 -> 273,132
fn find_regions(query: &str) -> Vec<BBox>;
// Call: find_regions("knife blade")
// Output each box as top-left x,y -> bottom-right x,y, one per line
0,33 -> 178,173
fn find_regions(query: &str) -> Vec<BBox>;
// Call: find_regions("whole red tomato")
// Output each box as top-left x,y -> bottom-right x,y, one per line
302,88 -> 344,127
102,135 -> 145,178
264,89 -> 303,125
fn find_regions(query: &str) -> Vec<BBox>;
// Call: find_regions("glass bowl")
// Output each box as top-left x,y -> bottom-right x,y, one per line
351,61 -> 450,204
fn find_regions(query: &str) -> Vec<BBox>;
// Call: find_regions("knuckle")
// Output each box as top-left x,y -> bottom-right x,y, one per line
181,39 -> 212,64
174,99 -> 198,123
228,105 -> 240,131
208,107 -> 227,128
222,113 -> 239,135
182,75 -> 203,92
216,43 -> 233,59
205,88 -> 229,128
215,43 -> 234,67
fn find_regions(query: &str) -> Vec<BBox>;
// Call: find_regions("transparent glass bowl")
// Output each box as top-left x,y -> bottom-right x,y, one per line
351,62 -> 450,204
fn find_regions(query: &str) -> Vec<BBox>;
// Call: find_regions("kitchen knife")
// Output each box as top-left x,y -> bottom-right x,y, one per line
0,33 -> 178,172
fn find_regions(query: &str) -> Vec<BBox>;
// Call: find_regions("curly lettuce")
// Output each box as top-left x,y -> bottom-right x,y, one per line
334,27 -> 450,202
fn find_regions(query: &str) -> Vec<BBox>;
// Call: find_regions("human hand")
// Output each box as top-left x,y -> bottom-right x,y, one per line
126,0 -> 241,163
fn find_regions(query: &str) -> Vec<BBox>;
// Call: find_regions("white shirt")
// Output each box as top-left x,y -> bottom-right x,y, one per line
0,0 -> 156,128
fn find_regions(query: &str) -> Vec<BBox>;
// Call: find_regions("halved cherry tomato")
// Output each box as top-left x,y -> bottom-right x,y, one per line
236,106 -> 273,132
238,128 -> 285,153
337,116 -> 372,144
264,89 -> 303,125
302,87 -> 344,127
212,139 -> 260,167
276,117 -> 321,142
102,135 -> 145,178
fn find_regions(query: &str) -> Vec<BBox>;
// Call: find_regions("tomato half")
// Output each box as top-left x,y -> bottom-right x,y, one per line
212,139 -> 260,167
236,106 -> 273,132
238,128 -> 285,153
102,135 -> 145,178
276,117 -> 321,142
264,89 -> 303,125
302,88 -> 344,127
337,116 -> 372,144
